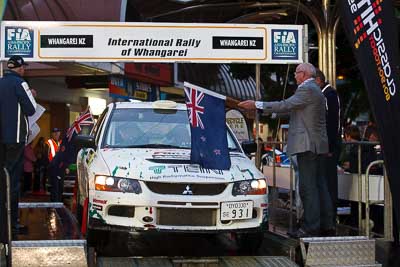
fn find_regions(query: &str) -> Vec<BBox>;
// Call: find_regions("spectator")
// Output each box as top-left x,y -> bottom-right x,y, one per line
23,141 -> 36,195
238,63 -> 332,238
33,137 -> 48,192
0,55 -> 37,236
341,125 -> 376,174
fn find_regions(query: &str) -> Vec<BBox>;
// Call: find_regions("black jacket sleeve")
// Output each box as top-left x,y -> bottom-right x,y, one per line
325,88 -> 340,152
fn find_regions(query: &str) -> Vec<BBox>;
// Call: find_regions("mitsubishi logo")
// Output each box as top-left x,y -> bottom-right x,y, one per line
182,185 -> 193,195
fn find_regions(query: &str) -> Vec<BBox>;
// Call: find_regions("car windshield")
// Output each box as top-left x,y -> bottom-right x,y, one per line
102,108 -> 239,150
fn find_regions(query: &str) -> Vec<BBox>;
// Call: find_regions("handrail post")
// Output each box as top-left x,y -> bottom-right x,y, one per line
289,159 -> 294,232
272,142 -> 277,208
357,144 -> 362,234
383,167 -> 393,241
4,167 -> 12,266
365,160 -> 384,238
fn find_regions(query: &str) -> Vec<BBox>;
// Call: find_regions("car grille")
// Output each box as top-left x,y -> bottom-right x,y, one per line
145,182 -> 227,195
157,208 -> 216,226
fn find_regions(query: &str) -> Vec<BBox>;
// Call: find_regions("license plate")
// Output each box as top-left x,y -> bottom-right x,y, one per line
220,201 -> 253,220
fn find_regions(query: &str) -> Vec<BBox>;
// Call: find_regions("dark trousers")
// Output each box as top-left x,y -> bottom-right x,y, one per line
0,145 -> 8,243
23,172 -> 32,193
325,145 -> 341,226
297,151 -> 334,233
1,143 -> 25,231
50,167 -> 64,202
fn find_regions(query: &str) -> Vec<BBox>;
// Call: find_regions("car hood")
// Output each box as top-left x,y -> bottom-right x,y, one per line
100,148 -> 262,183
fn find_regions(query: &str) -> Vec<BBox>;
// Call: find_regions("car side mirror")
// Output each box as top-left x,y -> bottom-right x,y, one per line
74,135 -> 96,149
241,141 -> 257,154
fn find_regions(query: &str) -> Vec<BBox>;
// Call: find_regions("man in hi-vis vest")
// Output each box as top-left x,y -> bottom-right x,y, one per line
47,128 -> 61,162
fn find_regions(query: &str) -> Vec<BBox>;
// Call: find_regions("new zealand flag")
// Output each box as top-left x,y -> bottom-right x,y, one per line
50,108 -> 94,172
184,82 -> 231,170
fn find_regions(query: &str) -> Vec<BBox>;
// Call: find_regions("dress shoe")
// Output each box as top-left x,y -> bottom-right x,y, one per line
321,228 -> 336,237
288,228 -> 313,239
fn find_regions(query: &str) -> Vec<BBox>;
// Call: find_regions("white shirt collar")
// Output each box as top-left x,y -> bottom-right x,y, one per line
299,78 -> 314,88
322,83 -> 331,93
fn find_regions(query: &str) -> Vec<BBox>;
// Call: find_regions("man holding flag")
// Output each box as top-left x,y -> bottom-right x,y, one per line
184,82 -> 231,171
49,108 -> 94,202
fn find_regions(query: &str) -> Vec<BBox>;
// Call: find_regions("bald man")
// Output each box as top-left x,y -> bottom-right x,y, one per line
238,63 -> 334,238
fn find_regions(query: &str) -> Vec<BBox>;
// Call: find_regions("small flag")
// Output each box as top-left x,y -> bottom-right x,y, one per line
51,108 -> 94,171
184,82 -> 231,170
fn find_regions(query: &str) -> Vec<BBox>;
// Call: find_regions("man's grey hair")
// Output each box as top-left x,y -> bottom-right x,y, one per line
299,63 -> 316,78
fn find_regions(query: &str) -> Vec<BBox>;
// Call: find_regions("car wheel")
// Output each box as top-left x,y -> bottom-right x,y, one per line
87,228 -> 110,248
235,232 -> 264,254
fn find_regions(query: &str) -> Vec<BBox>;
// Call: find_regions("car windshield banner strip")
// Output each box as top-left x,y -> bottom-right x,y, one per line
339,0 -> 400,224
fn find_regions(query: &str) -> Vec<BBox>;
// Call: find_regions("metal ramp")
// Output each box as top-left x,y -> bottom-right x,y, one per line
11,202 -> 87,267
97,256 -> 298,267
300,236 -> 381,267
12,240 -> 86,267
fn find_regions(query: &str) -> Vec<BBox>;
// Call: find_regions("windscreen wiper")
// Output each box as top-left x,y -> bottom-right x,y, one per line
123,144 -> 188,149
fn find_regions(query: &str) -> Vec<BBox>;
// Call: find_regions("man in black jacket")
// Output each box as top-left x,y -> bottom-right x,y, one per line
315,69 -> 341,231
0,55 -> 37,236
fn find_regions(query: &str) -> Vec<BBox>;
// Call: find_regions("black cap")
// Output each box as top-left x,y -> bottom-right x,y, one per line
7,55 -> 28,69
52,128 -> 61,133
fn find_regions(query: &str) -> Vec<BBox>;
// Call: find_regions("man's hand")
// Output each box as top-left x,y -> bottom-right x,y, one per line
238,100 -> 257,110
30,89 -> 37,97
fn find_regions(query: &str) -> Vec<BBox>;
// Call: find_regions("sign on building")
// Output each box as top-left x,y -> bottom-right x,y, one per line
1,21 -> 305,64
109,75 -> 158,101
226,109 -> 249,143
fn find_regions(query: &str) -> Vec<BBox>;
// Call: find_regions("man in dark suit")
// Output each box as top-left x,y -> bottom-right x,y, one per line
239,63 -> 333,237
315,69 -> 341,231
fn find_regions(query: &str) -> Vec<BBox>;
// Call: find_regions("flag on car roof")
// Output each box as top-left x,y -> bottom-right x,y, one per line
50,108 -> 94,172
184,82 -> 231,170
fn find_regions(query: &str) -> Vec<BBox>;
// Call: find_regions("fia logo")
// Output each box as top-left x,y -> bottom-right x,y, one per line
273,31 -> 297,44
5,27 -> 34,57
271,29 -> 298,60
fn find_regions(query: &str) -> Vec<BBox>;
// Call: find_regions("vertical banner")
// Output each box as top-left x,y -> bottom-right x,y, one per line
339,0 -> 400,224
184,82 -> 231,170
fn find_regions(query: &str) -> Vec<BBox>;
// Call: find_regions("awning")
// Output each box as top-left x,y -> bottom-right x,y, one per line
178,64 -> 263,101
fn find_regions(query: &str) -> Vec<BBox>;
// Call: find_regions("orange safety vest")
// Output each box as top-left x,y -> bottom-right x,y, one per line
47,138 -> 59,162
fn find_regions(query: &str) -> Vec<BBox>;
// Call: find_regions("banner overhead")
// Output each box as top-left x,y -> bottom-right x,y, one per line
339,0 -> 400,223
1,21 -> 304,64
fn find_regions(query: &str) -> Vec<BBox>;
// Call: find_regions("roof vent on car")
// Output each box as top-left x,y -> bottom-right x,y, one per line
152,100 -> 177,109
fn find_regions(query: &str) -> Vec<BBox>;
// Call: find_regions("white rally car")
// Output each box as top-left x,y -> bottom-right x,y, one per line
76,100 -> 268,251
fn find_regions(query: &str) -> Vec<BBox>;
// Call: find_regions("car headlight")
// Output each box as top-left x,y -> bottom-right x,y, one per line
232,178 -> 267,196
95,175 -> 142,194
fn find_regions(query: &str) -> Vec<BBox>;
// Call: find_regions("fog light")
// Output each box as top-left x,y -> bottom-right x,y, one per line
142,216 -> 153,223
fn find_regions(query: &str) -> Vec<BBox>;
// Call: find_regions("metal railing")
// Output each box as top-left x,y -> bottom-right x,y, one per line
365,160 -> 393,240
259,140 -> 393,238
257,140 -> 295,232
2,167 -> 12,266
